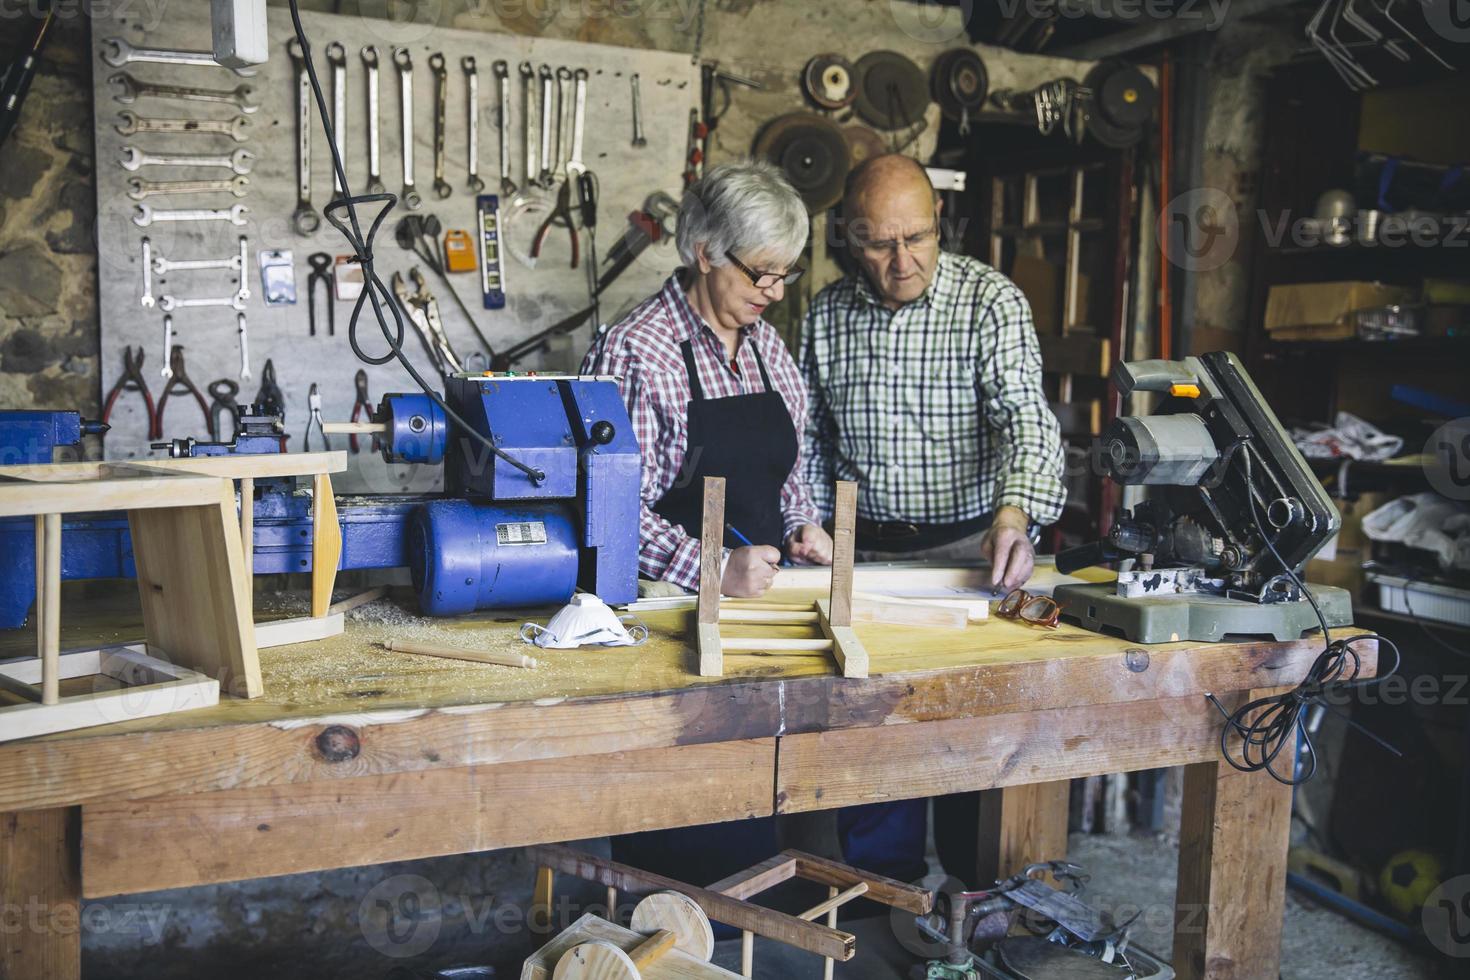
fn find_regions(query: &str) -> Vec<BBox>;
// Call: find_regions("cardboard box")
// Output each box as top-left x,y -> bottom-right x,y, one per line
1264,281 -> 1412,333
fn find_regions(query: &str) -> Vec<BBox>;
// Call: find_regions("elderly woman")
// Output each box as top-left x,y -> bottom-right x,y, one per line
583,159 -> 833,598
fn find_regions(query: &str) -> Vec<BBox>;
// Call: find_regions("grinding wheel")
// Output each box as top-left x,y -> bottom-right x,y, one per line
852,50 -> 930,131
995,935 -> 1127,979
752,112 -> 852,212
1083,61 -> 1156,149
930,48 -> 988,124
803,53 -> 857,110
552,940 -> 640,980
841,124 -> 887,168
627,891 -> 715,960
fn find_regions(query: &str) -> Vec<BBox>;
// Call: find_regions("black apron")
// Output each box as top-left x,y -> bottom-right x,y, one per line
650,338 -> 798,551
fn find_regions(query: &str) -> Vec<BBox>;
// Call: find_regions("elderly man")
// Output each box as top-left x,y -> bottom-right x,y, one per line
799,153 -> 1066,886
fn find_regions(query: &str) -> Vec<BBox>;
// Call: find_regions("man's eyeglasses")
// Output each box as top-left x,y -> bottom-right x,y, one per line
725,250 -> 805,290
995,588 -> 1061,629
853,224 -> 940,257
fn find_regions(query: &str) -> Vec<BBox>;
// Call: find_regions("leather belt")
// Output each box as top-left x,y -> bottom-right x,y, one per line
854,514 -> 992,553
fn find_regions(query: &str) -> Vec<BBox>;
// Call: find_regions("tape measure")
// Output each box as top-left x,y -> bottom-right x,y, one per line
475,194 -> 506,310
444,229 -> 477,273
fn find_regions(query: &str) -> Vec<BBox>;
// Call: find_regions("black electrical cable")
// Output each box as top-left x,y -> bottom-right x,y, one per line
283,1 -> 543,485
1204,447 -> 1402,785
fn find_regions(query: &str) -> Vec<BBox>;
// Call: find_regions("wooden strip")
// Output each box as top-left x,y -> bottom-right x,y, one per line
0,671 -> 42,702
532,864 -> 555,937
41,514 -> 60,706
828,482 -> 857,627
528,844 -> 855,962
327,586 -> 388,616
310,473 -> 342,620
629,929 -> 677,968
707,853 -> 797,900
797,882 -> 867,921
33,514 -> 42,660
1,807 -> 80,980
254,613 -> 345,649
0,673 -> 219,743
720,602 -> 814,612
718,609 -> 818,624
102,450 -> 347,479
384,638 -> 537,669
239,476 -> 254,585
849,598 -> 966,630
698,478 -> 725,625
976,781 -> 1071,886
0,473 -> 232,516
82,739 -> 776,898
722,638 -> 832,652
815,600 -> 867,679
696,622 -> 723,678
789,851 -> 932,914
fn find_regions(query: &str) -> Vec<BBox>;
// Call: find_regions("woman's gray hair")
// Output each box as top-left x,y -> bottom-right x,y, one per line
676,159 -> 809,270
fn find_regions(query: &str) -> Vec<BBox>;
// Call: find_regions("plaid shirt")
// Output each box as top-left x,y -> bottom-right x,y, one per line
799,251 -> 1065,526
582,274 -> 822,591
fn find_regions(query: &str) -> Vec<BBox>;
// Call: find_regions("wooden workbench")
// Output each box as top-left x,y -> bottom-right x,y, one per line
0,582 -> 1375,979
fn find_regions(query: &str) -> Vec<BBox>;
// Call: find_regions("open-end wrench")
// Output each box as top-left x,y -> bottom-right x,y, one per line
493,60 -> 514,195
115,111 -> 251,142
519,62 -> 537,189
630,73 -> 647,147
152,238 -> 247,275
109,73 -> 259,113
538,64 -> 554,186
160,315 -> 174,379
326,42 -> 347,196
288,39 -> 318,235
140,237 -> 154,308
429,52 -> 450,199
463,56 -> 484,193
361,46 -> 385,195
101,37 -> 257,77
556,66 -> 573,175
160,293 -> 248,313
566,69 -> 588,179
237,312 -> 251,381
127,175 -> 250,200
133,203 -> 249,227
395,47 -> 422,210
119,146 -> 254,173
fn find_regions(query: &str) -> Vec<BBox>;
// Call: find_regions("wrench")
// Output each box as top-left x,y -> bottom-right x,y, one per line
109,73 -> 259,113
118,146 -> 254,173
429,52 -> 450,199
133,203 -> 249,227
395,48 -> 422,210
237,312 -> 251,381
556,66 -> 573,176
152,237 -> 247,275
288,39 -> 318,235
128,175 -> 250,200
566,69 -> 588,179
519,62 -> 537,189
160,293 -> 248,313
493,60 -> 514,195
538,65 -> 554,186
140,237 -> 154,308
101,37 -> 257,77
464,56 -> 484,193
115,111 -> 251,142
630,73 -> 647,147
326,42 -> 347,196
161,315 -> 174,380
361,46 -> 385,195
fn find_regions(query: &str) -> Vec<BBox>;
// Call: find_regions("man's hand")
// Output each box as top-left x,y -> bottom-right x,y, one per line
981,506 -> 1034,593
785,523 -> 834,565
722,545 -> 781,597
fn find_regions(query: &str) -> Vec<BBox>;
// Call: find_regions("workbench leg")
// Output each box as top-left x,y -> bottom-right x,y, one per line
1174,758 -> 1293,980
310,473 -> 341,620
1,807 -> 80,980
975,780 -> 1070,885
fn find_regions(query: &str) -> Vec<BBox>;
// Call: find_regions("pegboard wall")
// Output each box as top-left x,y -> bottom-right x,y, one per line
91,5 -> 696,490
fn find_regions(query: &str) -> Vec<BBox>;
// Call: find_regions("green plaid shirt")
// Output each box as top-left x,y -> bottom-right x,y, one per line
799,251 -> 1066,526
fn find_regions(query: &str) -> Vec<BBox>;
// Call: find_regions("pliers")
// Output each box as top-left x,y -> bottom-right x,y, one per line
155,345 -> 210,438
531,178 -> 581,268
350,368 -> 379,454
306,251 -> 334,337
392,268 -> 464,378
102,345 -> 159,440
303,382 -> 332,451
209,378 -> 240,443
253,358 -> 284,420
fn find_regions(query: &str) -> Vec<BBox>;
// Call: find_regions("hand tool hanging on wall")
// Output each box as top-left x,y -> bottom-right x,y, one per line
325,42 -> 348,197
114,111 -> 252,142
430,52 -> 451,200
392,268 -> 464,378
101,37 -> 257,76
519,61 -> 537,190
208,379 -> 241,442
493,60 -> 514,195
629,73 -> 646,147
464,56 -> 484,193
108,72 -> 260,113
475,194 -> 507,310
394,214 -> 496,357
156,345 -> 211,437
394,47 -> 422,210
139,237 -> 155,308
253,359 -> 284,421
556,66 -> 573,176
236,311 -> 251,381
530,180 -> 581,269
537,64 -> 555,187
349,369 -> 380,454
306,252 -> 335,337
288,38 -> 319,234
303,383 -> 332,451
101,346 -> 160,441
126,175 -> 250,200
361,45 -> 386,194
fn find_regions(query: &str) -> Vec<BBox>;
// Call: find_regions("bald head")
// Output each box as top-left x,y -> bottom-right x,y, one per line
843,154 -> 936,220
841,154 -> 943,310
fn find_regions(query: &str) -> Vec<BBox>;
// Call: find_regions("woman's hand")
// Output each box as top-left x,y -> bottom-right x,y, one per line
722,545 -> 781,597
785,523 -> 834,565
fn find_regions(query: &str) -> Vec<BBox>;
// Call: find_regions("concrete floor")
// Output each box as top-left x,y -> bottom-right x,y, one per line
708,833 -> 1445,979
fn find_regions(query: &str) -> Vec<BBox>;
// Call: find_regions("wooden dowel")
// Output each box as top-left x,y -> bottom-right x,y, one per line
798,882 -> 868,921
722,637 -> 834,652
741,929 -> 753,977
41,513 -> 60,706
239,476 -> 254,616
328,586 -> 388,616
320,420 -> 390,435
629,929 -> 676,968
0,671 -> 42,703
721,601 -> 815,612
605,885 -> 617,923
33,515 -> 43,662
383,639 -> 536,668
718,609 -> 819,624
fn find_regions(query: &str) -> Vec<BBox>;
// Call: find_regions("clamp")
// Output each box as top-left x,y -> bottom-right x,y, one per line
155,345 -> 210,438
102,345 -> 160,440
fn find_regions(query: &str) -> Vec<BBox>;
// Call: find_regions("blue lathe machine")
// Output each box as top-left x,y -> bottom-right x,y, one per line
0,375 -> 641,628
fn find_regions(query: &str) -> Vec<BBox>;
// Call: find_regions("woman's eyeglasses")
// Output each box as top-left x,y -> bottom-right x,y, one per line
995,588 -> 1061,629
725,250 -> 805,289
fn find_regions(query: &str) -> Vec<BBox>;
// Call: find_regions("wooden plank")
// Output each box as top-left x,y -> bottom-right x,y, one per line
521,913 -> 741,980
0,451 -> 347,483
774,691 -> 1253,813
310,473 -> 341,620
828,481 -> 857,627
1174,717 -> 1294,980
723,638 -> 832,652
528,845 -> 855,962
718,609 -> 818,624
697,477 -> 725,677
789,851 -> 932,914
1,807 -> 80,980
254,613 -> 345,649
815,600 -> 867,679
239,475 -> 254,582
849,598 -> 967,630
128,485 -> 261,699
696,623 -> 723,678
976,781 -> 1071,886
707,853 -> 797,901
81,739 -> 776,897
41,513 -> 60,705
0,472 -> 229,517
33,515 -> 42,658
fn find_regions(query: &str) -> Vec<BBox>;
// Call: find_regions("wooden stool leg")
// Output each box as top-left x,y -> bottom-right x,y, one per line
239,476 -> 254,576
976,780 -> 1070,885
823,885 -> 837,980
531,864 -> 555,938
605,885 -> 617,923
740,930 -> 753,977
1174,755 -> 1293,980
33,515 -> 43,661
40,514 -> 60,706
1,807 -> 80,980
310,473 -> 341,619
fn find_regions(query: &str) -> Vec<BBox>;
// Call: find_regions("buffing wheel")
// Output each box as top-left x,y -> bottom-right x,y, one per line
752,112 -> 852,212
853,49 -> 930,131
